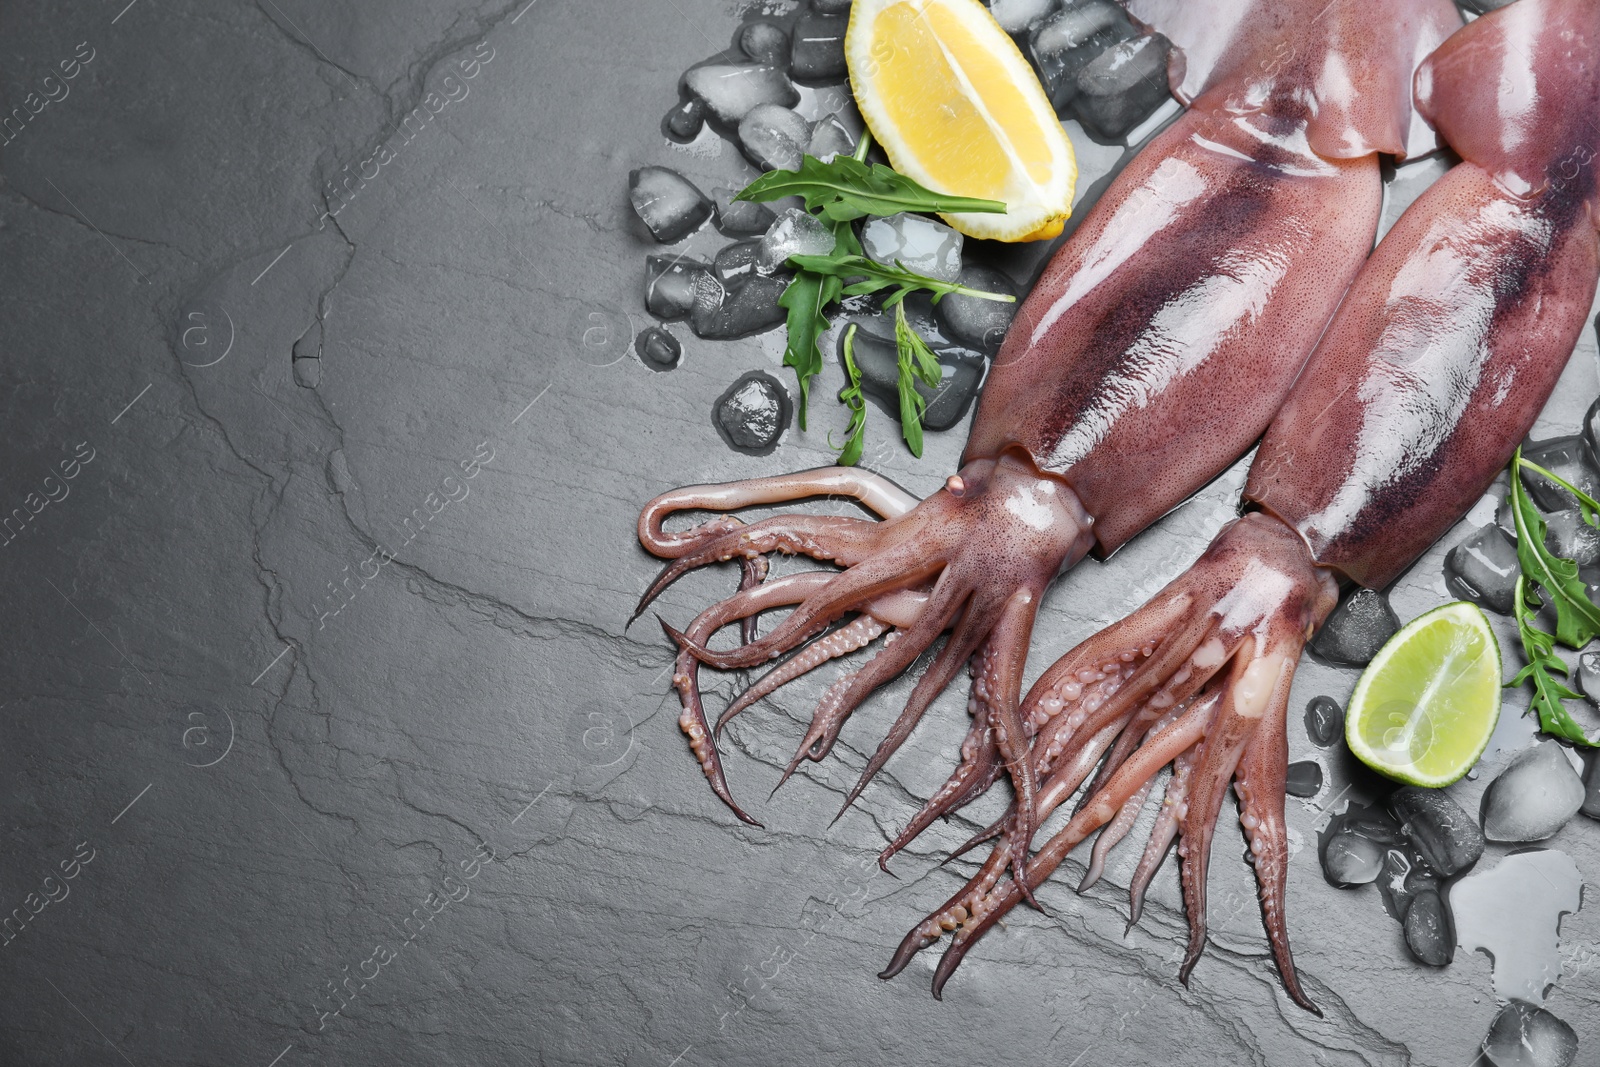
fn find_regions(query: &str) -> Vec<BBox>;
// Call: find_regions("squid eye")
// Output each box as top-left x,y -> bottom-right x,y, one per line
945,475 -> 966,497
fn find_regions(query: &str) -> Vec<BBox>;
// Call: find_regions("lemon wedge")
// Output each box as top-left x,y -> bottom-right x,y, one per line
845,0 -> 1076,241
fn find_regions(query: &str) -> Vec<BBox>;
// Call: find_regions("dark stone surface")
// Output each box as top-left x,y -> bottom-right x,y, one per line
2,3 -> 1599,1067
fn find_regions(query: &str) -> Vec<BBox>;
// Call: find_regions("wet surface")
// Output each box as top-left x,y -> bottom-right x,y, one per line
2,1 -> 1600,1066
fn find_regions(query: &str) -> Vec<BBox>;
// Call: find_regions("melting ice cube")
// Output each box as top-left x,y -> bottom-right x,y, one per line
861,213 -> 964,283
1309,587 -> 1399,666
683,63 -> 799,125
738,21 -> 789,66
1073,33 -> 1173,140
1481,743 -> 1586,842
1481,1002 -> 1579,1067
739,103 -> 811,172
758,208 -> 837,270
807,112 -> 855,163
790,13 -> 848,81
990,0 -> 1057,34
629,167 -> 714,243
1445,523 -> 1520,616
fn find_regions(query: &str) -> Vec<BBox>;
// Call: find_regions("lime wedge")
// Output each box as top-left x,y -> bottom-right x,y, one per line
1345,601 -> 1502,787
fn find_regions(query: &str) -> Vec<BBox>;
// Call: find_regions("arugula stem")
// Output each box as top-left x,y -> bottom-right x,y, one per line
945,282 -> 1016,303
852,130 -> 873,164
1517,455 -> 1600,515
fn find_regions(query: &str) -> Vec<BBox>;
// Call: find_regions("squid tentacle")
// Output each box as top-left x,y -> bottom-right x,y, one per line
634,513 -> 883,624
1079,776 -> 1157,893
663,572 -> 838,825
637,466 -> 919,559
836,590 -> 1003,819
676,544 -> 949,672
1234,640 -> 1320,1015
717,614 -> 891,738
1128,745 -> 1199,930
928,692 -> 1220,998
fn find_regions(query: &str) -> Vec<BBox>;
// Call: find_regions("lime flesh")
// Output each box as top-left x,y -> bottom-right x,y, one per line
1345,601 -> 1502,787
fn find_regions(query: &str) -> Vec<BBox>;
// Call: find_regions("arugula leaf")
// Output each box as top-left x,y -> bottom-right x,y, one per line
1511,575 -> 1592,743
893,303 -> 942,458
1505,447 -> 1600,746
1509,450 -> 1600,647
831,324 -> 867,467
787,253 -> 1016,308
777,269 -> 839,431
735,154 -> 1008,223
774,216 -> 868,428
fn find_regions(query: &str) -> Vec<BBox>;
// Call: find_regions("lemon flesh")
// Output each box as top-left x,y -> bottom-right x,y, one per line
1346,601 -> 1502,788
846,0 -> 1076,241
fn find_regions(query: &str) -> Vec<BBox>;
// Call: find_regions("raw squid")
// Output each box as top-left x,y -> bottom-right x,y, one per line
634,0 -> 1455,896
884,0 -> 1600,1013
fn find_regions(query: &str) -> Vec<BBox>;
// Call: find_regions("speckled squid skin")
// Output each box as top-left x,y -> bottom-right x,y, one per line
964,0 -> 1459,555
1246,0 -> 1600,590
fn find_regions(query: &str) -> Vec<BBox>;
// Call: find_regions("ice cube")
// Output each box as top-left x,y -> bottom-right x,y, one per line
790,13 -> 848,81
1073,33 -> 1174,140
839,321 -> 987,432
758,207 -> 837,270
713,239 -> 767,289
1309,587 -> 1399,666
691,272 -> 788,340
630,167 -> 715,242
715,194 -> 778,237
1387,786 -> 1485,877
1452,849 -> 1583,1006
713,371 -> 791,454
1375,846 -> 1438,921
935,264 -> 1018,354
1543,509 -> 1600,566
683,63 -> 800,125
738,21 -> 789,66
813,0 -> 853,12
1318,803 -> 1401,887
861,212 -> 964,283
635,326 -> 682,370
1285,760 -> 1322,798
1318,829 -> 1385,888
644,255 -> 712,320
807,112 -> 855,162
1304,695 -> 1344,747
1482,1003 -> 1579,1067
990,0 -> 1058,34
739,103 -> 811,172
1029,0 -> 1133,109
1482,742 -> 1586,842
1445,523 -> 1520,615
662,97 -> 705,143
1521,435 -> 1600,513
1402,887 -> 1453,966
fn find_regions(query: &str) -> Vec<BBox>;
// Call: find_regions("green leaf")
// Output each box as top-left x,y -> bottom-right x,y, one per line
1510,451 -> 1600,648
831,324 -> 867,467
893,303 -> 941,458
735,154 -> 1008,223
777,268 -> 841,430
787,253 -> 1016,308
1505,448 -> 1600,747
1511,576 -> 1594,744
